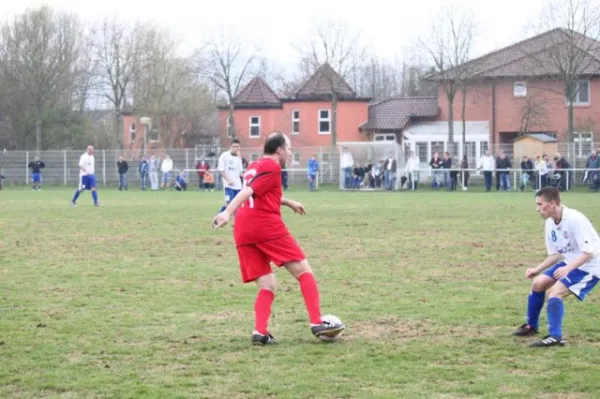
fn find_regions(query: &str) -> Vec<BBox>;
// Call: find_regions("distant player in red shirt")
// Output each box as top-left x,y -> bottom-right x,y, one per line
212,132 -> 345,345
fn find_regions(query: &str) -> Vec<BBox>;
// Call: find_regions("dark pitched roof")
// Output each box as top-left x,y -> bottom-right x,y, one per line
428,28 -> 600,80
359,97 -> 440,131
294,63 -> 357,100
232,77 -> 282,108
513,133 -> 557,143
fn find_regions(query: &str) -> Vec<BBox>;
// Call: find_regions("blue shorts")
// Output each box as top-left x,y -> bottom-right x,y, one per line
80,175 -> 96,190
162,172 -> 171,183
31,173 -> 41,183
544,262 -> 599,301
224,187 -> 240,203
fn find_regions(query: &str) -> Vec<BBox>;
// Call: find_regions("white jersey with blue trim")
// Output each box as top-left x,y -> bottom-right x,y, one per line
79,153 -> 95,177
217,150 -> 243,190
545,206 -> 600,277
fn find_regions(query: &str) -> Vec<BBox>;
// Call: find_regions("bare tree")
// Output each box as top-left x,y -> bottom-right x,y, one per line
352,57 -> 404,101
419,6 -> 475,149
0,6 -> 84,150
95,17 -> 145,148
297,19 -> 368,145
194,29 -> 256,139
517,92 -> 552,134
533,0 -> 600,142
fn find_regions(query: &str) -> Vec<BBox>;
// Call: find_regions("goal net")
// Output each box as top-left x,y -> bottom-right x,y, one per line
337,141 -> 406,190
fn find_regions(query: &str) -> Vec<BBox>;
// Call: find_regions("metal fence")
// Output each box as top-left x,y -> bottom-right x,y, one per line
0,142 -> 598,190
0,147 -> 341,188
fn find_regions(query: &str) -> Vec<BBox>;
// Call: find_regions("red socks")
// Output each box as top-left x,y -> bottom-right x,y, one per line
254,289 -> 275,335
298,272 -> 322,325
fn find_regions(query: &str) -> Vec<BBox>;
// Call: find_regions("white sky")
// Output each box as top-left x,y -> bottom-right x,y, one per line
1,0 -> 546,72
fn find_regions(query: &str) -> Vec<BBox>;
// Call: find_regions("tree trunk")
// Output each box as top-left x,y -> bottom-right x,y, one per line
113,111 -> 122,149
447,89 -> 455,148
331,94 -> 338,146
35,120 -> 42,152
461,84 -> 467,158
228,106 -> 235,139
567,101 -> 574,143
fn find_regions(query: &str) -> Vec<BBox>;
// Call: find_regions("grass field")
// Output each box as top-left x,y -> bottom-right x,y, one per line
1,186 -> 600,398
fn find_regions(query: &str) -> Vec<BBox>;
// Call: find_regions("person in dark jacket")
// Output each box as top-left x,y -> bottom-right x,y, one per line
383,151 -> 397,191
442,152 -> 452,190
139,156 -> 149,190
117,155 -> 129,191
460,155 -> 470,190
497,151 -> 512,191
520,156 -> 534,191
554,153 -> 571,191
429,152 -> 443,189
28,156 -> 46,191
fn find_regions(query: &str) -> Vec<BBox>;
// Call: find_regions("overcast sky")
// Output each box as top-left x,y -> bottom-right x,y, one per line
1,0 -> 548,58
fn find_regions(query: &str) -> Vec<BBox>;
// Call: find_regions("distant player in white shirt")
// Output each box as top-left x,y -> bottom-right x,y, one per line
71,145 -> 100,207
217,139 -> 244,214
512,187 -> 600,347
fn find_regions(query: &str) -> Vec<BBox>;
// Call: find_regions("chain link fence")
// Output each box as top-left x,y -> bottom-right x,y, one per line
0,142 -> 597,190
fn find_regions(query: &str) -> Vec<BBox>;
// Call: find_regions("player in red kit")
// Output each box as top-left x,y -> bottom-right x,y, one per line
212,132 -> 345,345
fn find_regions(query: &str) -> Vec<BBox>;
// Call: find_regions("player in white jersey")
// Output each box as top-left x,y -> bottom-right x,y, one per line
71,145 -> 100,207
217,139 -> 244,214
512,187 -> 600,347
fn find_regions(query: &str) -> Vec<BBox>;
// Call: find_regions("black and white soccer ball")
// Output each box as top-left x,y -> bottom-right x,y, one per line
318,314 -> 345,342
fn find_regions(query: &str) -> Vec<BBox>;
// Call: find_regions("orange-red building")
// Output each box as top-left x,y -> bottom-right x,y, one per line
123,28 -> 600,165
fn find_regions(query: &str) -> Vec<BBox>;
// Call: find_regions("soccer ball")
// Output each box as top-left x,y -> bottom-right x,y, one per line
318,314 -> 345,342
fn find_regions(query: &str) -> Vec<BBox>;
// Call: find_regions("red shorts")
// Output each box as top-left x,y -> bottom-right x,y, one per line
236,234 -> 306,283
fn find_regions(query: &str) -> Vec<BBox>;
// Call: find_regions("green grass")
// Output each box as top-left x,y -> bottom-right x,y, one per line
1,186 -> 600,398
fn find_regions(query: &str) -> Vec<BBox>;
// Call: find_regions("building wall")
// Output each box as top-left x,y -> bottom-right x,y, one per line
437,78 -> 600,144
218,100 -> 370,148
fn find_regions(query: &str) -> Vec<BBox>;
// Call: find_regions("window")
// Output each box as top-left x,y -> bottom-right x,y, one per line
319,109 -> 330,134
480,141 -> 489,155
129,123 -> 136,143
566,80 -> 590,105
574,132 -> 593,156
249,116 -> 260,137
431,141 -> 444,157
514,82 -> 527,97
416,142 -> 428,161
149,129 -> 160,142
374,134 -> 396,142
251,153 -> 260,161
465,141 -> 477,160
292,152 -> 301,165
292,110 -> 300,135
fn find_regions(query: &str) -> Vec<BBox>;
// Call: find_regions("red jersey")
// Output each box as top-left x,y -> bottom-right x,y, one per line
234,157 -> 289,246
196,161 -> 208,178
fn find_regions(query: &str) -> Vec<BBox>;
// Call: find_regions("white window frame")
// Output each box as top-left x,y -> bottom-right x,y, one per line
574,132 -> 594,157
292,152 -> 301,166
373,133 -> 396,142
292,110 -> 300,135
318,109 -> 330,135
249,116 -> 260,138
514,82 -> 527,97
566,80 -> 591,106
